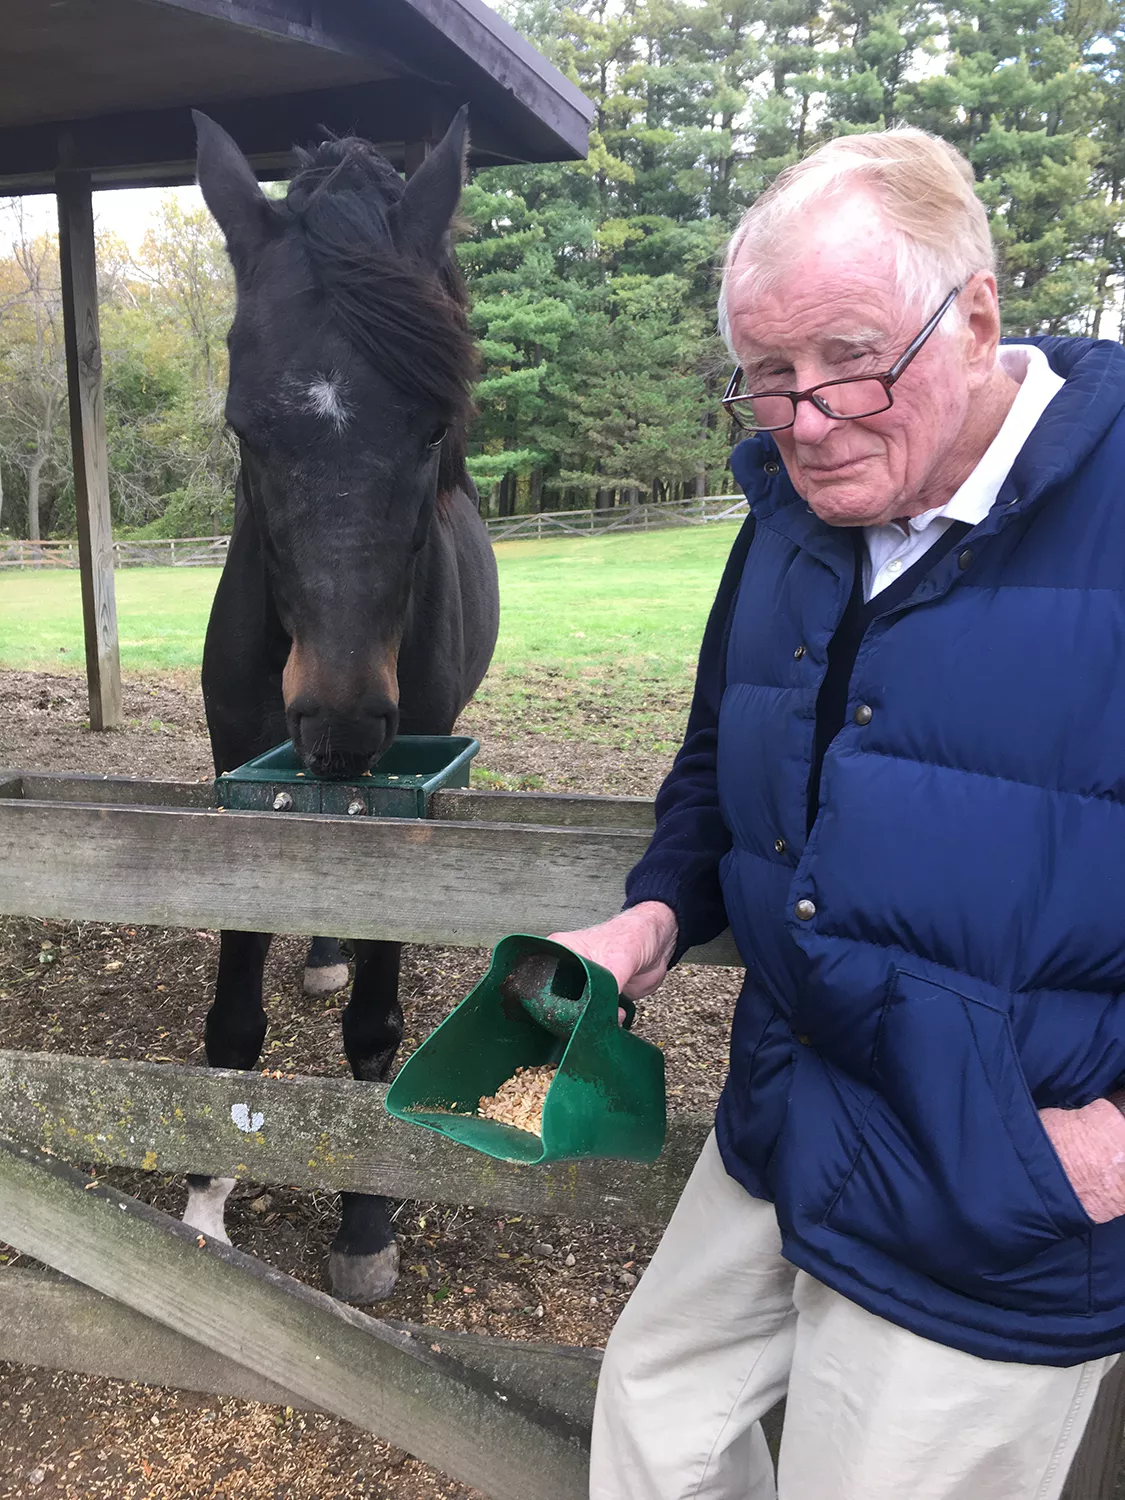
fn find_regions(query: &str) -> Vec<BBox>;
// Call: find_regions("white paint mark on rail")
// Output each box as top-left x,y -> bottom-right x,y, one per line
230,1103 -> 265,1134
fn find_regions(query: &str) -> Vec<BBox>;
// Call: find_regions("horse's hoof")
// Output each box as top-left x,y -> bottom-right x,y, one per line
303,962 -> 349,997
328,1242 -> 400,1303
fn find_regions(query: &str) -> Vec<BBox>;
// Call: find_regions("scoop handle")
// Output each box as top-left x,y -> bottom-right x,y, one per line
501,951 -> 636,1037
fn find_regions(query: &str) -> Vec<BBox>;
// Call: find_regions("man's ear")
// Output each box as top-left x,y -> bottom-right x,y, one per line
193,110 -> 280,276
395,105 -> 470,261
963,271 -> 1003,388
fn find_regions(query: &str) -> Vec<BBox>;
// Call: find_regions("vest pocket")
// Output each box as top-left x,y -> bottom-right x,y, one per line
821,969 -> 1094,1311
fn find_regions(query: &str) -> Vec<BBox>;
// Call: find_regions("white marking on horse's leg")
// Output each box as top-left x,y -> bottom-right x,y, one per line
305,377 -> 351,432
183,1177 -> 236,1245
303,962 -> 350,996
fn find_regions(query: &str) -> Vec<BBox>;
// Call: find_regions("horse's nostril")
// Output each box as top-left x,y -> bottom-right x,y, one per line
286,697 -> 398,777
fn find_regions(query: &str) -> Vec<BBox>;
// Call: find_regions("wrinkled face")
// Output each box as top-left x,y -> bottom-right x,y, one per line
225,251 -> 447,773
725,194 -> 995,527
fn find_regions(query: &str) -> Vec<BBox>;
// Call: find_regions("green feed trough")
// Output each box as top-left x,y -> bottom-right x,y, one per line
215,735 -> 479,817
385,934 -> 667,1165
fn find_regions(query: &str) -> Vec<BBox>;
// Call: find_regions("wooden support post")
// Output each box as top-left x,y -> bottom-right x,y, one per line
0,1138 -> 590,1500
56,170 -> 122,731
404,140 -> 431,177
1060,1354 -> 1125,1500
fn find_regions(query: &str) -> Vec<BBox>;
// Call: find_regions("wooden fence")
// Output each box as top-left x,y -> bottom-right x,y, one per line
485,493 -> 749,541
0,536 -> 232,569
0,769 -> 1120,1498
0,497 -> 749,570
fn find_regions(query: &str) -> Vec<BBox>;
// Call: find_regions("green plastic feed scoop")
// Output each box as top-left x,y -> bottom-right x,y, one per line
384,934 -> 667,1164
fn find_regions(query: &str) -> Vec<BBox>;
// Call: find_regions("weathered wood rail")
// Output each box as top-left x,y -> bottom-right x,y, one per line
0,770 -> 737,963
0,769 -> 1120,1498
0,1137 -> 589,1500
0,1051 -> 709,1225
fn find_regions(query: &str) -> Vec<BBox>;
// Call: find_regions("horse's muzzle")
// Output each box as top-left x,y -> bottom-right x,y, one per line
285,692 -> 400,777
282,639 -> 400,776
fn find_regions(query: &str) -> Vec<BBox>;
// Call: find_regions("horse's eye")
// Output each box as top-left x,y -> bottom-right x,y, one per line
427,427 -> 448,450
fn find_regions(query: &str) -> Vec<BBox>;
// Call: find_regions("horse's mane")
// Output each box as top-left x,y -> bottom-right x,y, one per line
283,137 -> 476,494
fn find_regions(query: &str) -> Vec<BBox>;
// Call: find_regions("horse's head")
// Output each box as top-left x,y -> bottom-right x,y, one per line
194,109 -> 475,775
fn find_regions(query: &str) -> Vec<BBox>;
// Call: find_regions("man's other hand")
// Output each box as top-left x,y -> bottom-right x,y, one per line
549,901 -> 679,1004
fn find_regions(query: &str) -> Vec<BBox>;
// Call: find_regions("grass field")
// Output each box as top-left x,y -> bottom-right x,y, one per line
0,524 -> 741,691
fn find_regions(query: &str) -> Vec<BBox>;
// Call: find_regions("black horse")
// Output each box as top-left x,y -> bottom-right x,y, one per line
183,109 -> 499,1302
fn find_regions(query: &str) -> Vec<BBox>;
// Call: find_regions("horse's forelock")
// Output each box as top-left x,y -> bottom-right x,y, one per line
280,136 -> 475,493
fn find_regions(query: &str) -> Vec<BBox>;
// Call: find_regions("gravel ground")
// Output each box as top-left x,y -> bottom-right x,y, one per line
0,666 -> 740,1499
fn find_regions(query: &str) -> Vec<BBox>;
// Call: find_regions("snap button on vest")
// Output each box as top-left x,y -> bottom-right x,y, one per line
793,644 -> 807,660
958,547 -> 974,570
795,898 -> 816,921
764,460 -> 781,476
854,703 -> 873,726
774,837 -> 787,854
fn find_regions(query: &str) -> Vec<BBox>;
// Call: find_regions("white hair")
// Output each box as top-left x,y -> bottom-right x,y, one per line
304,375 -> 352,432
718,128 -> 996,357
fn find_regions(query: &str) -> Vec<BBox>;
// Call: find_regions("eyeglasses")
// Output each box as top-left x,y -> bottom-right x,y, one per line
721,286 -> 962,433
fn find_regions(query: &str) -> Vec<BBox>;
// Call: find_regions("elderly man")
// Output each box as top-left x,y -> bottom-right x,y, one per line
558,128 -> 1125,1500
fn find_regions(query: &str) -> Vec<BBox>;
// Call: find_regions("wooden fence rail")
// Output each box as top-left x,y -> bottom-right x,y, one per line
0,1137 -> 589,1500
0,1050 -> 710,1224
0,536 -> 232,569
0,1266 -> 604,1432
0,771 -> 738,964
484,493 -> 749,541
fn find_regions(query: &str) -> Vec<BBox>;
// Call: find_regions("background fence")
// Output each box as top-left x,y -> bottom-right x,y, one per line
0,496 -> 750,568
0,535 -> 232,569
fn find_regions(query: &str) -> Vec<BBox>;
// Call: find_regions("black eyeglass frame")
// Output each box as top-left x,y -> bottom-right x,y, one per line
721,285 -> 963,433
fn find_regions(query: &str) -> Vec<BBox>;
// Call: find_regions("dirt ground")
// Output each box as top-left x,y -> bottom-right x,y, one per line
0,667 -> 741,1500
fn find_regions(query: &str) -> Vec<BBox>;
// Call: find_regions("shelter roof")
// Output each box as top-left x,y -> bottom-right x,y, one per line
0,0 -> 593,192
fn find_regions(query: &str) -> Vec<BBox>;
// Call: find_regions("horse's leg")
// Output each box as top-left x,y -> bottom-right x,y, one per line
328,937 -> 403,1302
184,929 -> 273,1244
303,935 -> 350,997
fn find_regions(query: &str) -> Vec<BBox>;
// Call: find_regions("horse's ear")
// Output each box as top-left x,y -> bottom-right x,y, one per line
193,110 -> 279,275
396,105 -> 470,261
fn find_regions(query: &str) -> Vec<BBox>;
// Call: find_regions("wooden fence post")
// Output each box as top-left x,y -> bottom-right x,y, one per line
1061,1355 -> 1125,1500
56,170 -> 122,731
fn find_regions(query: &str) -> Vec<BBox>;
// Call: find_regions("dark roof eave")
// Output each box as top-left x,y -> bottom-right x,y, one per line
154,0 -> 593,158
0,76 -> 587,196
0,0 -> 592,190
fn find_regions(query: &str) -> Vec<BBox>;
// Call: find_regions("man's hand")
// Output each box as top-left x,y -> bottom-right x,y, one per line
549,901 -> 679,1002
1040,1099 -> 1125,1224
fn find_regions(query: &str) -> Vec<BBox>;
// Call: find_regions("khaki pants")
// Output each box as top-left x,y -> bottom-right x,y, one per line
590,1132 -> 1117,1500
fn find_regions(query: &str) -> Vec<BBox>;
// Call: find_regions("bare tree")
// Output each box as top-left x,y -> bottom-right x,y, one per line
0,199 -> 68,541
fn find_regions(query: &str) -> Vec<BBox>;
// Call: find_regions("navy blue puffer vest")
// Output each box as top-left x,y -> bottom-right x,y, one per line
716,337 -> 1125,1365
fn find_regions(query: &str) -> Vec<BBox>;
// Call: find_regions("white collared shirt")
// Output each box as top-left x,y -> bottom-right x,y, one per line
862,345 -> 1065,601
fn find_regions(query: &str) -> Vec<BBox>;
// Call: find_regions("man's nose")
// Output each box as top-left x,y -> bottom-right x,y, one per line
790,395 -> 837,445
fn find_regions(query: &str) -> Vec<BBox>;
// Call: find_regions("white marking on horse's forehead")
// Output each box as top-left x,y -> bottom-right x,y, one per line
304,375 -> 351,431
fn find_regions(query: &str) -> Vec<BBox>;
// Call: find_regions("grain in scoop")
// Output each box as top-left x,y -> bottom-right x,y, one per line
478,1064 -> 556,1135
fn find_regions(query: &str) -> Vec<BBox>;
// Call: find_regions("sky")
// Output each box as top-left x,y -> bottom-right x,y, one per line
0,183 -> 207,254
